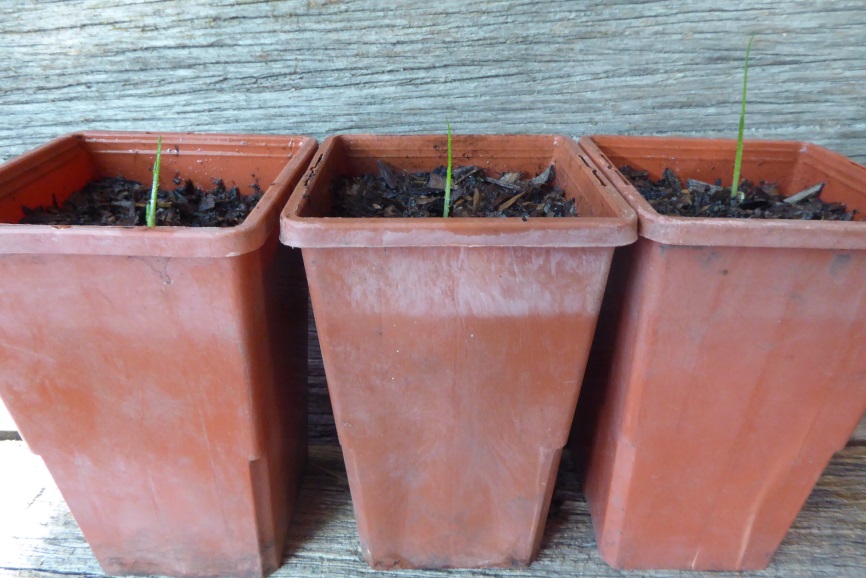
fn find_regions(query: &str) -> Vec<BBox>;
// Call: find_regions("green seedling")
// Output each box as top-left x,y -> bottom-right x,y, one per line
731,35 -> 755,202
146,136 -> 163,227
443,122 -> 453,218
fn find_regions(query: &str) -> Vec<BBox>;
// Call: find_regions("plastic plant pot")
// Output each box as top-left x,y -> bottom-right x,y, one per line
280,134 -> 637,569
578,135 -> 866,571
0,132 -> 317,578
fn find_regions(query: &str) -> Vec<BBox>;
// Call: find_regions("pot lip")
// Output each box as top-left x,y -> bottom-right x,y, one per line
0,131 -> 317,258
280,134 -> 638,249
579,135 -> 866,251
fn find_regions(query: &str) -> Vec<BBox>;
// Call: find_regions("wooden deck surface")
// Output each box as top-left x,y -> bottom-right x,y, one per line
1,1 -> 865,576
1,441 -> 864,578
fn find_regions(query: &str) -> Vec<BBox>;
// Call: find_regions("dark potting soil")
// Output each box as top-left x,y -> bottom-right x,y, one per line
19,176 -> 262,227
332,162 -> 577,219
620,166 -> 856,221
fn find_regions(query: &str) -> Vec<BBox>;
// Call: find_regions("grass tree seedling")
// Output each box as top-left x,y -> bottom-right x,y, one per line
443,122 -> 453,218
731,35 -> 756,202
146,136 -> 163,227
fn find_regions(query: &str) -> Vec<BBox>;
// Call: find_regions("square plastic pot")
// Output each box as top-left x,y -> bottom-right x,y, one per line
280,134 -> 637,569
0,132 -> 317,578
578,135 -> 866,571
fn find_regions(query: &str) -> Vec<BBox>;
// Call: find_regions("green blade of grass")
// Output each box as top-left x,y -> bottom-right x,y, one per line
731,35 -> 755,201
146,135 -> 163,227
443,122 -> 452,218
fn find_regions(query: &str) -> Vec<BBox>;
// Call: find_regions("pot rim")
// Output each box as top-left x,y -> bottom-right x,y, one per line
280,134 -> 638,248
579,134 -> 866,250
0,131 -> 317,257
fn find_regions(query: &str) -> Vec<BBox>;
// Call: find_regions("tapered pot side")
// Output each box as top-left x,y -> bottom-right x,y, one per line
280,134 -> 637,569
578,135 -> 866,571
0,132 -> 317,578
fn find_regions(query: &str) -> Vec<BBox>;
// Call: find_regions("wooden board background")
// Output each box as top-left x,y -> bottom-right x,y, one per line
0,0 -> 865,163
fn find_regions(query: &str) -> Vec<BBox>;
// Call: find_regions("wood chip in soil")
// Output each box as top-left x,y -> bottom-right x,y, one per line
620,166 -> 857,220
19,176 -> 262,227
332,162 -> 577,219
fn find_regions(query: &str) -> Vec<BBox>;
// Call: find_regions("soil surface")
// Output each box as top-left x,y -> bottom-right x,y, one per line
20,176 -> 262,227
332,162 -> 577,219
621,166 -> 856,220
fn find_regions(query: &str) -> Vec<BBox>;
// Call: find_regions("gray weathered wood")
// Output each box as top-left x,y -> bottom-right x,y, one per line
0,0 -> 865,164
308,301 -> 339,446
854,418 -> 866,446
1,441 -> 864,577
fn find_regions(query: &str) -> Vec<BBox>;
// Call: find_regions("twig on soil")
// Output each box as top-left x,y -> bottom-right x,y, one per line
498,191 -> 528,211
687,179 -> 724,195
783,182 -> 825,204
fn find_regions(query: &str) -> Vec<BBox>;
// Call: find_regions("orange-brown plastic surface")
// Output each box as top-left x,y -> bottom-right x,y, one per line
0,132 -> 317,577
281,134 -> 637,569
578,135 -> 866,571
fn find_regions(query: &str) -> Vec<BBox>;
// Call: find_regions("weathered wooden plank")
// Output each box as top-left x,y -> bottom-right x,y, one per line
308,302 -> 338,446
854,416 -> 866,446
0,441 -> 864,577
0,0 -> 865,164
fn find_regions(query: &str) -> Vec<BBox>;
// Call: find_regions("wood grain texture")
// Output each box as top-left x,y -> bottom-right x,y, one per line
0,441 -> 864,577
308,301 -> 339,446
0,0 -> 864,164
854,417 -> 866,446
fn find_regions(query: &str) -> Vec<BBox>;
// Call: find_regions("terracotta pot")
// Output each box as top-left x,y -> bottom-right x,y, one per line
578,135 -> 866,571
280,134 -> 637,569
0,132 -> 317,578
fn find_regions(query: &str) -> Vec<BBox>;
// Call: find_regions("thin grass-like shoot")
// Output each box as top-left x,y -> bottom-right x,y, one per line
731,36 -> 756,201
146,136 -> 163,227
443,123 -> 453,218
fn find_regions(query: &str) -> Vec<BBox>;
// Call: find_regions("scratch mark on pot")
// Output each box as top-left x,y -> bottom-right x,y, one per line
703,250 -> 721,267
829,254 -> 851,282
0,341 -> 55,364
690,550 -> 700,570
134,256 -> 173,285
302,153 -> 325,187
510,247 -> 522,286
145,469 -> 168,539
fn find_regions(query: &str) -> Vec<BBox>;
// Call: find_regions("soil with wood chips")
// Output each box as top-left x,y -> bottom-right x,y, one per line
20,176 -> 262,227
332,162 -> 577,219
621,166 -> 856,220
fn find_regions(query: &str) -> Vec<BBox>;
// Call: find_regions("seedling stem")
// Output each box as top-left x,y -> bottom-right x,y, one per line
731,36 -> 755,201
146,136 -> 163,227
443,122 -> 453,218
